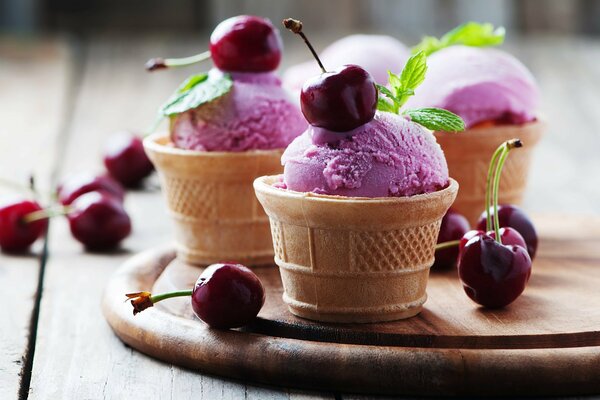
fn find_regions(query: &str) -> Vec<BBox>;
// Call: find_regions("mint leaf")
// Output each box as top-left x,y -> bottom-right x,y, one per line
405,108 -> 465,132
412,22 -> 505,56
160,71 -> 233,117
442,22 -> 505,48
376,52 -> 427,114
376,84 -> 400,113
399,51 -> 427,95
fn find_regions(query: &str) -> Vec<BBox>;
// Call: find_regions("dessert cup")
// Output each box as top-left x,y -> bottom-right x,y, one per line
144,133 -> 282,266
435,120 -> 544,225
254,175 -> 458,323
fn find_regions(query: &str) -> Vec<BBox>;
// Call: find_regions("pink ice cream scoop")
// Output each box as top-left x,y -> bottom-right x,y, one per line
405,46 -> 539,128
283,35 -> 410,92
171,69 -> 307,151
281,112 -> 449,197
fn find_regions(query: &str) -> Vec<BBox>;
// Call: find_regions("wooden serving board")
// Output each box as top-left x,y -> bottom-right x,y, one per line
102,215 -> 600,396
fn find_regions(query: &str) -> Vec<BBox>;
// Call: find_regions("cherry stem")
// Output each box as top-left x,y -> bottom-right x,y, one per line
126,289 -> 193,315
22,205 -> 72,224
490,138 -> 523,244
484,145 -> 505,233
435,240 -> 460,251
283,18 -> 327,73
145,51 -> 211,72
149,290 -> 193,303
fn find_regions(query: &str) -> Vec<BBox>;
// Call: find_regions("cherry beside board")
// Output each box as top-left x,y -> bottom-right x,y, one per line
102,215 -> 600,396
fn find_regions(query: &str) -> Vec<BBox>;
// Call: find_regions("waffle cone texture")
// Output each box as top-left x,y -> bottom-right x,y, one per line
144,134 -> 283,265
254,176 -> 458,323
435,120 -> 544,225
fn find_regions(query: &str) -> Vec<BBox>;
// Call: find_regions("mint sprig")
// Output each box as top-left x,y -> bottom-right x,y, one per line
376,51 -> 465,133
405,108 -> 465,132
412,22 -> 505,56
376,51 -> 427,113
160,71 -> 233,117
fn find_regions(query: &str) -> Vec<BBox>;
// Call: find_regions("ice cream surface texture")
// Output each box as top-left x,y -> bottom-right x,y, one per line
171,69 -> 307,151
283,35 -> 410,92
405,46 -> 539,128
281,111 -> 449,197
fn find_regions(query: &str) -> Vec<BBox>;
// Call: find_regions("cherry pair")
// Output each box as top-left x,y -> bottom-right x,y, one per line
434,140 -> 537,308
128,263 -> 265,330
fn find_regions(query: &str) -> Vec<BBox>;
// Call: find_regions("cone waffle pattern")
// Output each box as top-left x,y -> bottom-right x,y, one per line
144,134 -> 283,266
255,176 -> 458,323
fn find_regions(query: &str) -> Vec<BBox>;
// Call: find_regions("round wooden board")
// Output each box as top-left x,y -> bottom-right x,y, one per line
102,215 -> 600,396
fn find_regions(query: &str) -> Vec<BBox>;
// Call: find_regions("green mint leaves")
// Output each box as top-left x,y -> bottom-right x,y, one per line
405,108 -> 465,132
376,51 -> 464,132
412,22 -> 505,56
376,51 -> 427,113
160,71 -> 233,117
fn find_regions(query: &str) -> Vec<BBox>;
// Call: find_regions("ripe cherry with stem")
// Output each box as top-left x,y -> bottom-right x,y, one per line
457,139 -> 532,308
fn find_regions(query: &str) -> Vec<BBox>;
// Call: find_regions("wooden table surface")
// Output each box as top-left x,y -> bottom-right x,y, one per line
1,34 -> 599,400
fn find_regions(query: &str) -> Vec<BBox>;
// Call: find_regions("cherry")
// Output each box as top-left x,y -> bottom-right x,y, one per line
458,139 -> 532,308
57,173 -> 125,205
127,263 -> 265,330
191,263 -> 265,329
458,234 -> 532,308
103,132 -> 154,188
210,15 -> 282,72
488,227 -> 527,250
283,18 -> 377,132
67,191 -> 131,250
459,230 -> 485,261
433,209 -> 470,269
0,198 -> 47,253
477,204 -> 538,259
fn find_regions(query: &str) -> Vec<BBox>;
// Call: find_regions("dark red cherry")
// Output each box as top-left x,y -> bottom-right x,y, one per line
0,198 -> 47,253
57,173 -> 124,206
477,204 -> 538,259
487,227 -> 527,250
458,234 -> 532,308
191,263 -> 265,329
459,230 -> 485,261
103,132 -> 154,188
433,209 -> 470,269
209,15 -> 282,72
300,64 -> 378,132
67,191 -> 131,251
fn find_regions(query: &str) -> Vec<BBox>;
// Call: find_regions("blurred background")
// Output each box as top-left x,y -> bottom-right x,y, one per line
2,0 -> 600,37
1,0 -> 600,214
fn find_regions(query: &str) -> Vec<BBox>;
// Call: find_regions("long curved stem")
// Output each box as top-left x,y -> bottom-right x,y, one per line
485,144 -> 506,232
435,240 -> 461,251
146,51 -> 211,71
492,146 -> 510,244
23,205 -> 72,224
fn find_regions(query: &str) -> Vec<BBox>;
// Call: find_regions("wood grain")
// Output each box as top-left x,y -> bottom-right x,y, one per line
0,38 -> 72,399
103,214 -> 600,396
25,37 -> 332,400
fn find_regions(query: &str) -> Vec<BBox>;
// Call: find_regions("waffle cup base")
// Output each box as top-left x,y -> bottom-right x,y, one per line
144,134 -> 283,266
254,176 -> 458,323
435,120 -> 544,225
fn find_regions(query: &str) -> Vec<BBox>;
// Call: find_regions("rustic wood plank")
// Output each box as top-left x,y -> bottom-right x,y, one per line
0,37 -> 72,399
26,36 -> 332,400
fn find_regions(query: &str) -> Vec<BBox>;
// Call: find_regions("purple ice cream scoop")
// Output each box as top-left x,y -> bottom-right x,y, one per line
283,34 -> 410,92
405,46 -> 539,129
281,112 -> 449,197
170,69 -> 307,152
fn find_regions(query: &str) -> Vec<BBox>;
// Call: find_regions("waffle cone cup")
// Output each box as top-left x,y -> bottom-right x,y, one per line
144,133 -> 283,265
254,176 -> 458,323
435,120 -> 544,225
